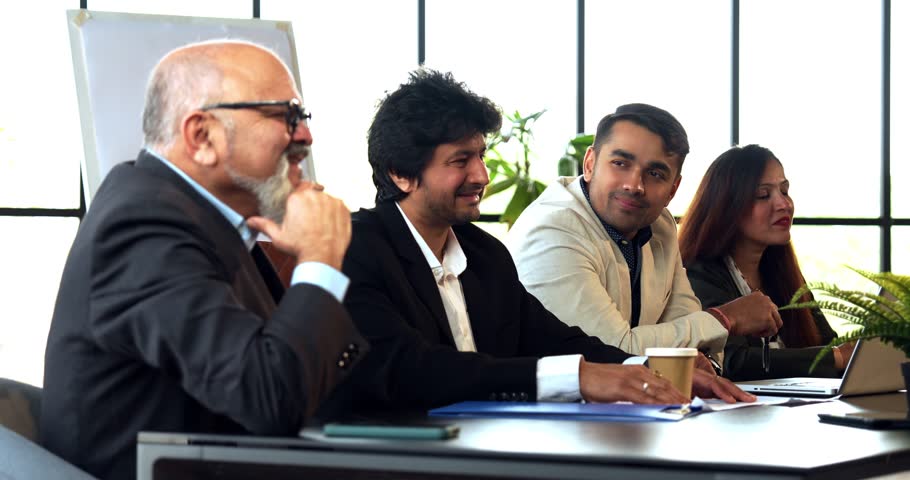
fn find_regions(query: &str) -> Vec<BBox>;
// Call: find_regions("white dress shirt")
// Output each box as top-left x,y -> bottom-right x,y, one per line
395,203 -> 582,401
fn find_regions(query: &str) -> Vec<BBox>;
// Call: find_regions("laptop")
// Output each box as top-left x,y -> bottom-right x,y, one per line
735,338 -> 908,397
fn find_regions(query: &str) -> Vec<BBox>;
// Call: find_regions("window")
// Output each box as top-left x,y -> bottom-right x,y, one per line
0,218 -> 79,386
0,1 -> 82,209
1,2 -> 90,387
739,0 -> 881,218
893,228 -> 910,274
584,0 -> 731,217
892,0 -> 910,218
0,1 -> 261,387
425,0 -> 577,215
790,225 -> 880,335
260,0 -> 417,210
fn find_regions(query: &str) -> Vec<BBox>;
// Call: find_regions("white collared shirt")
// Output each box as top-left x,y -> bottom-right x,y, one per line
149,148 -> 349,301
396,204 -> 476,352
395,203 -> 583,401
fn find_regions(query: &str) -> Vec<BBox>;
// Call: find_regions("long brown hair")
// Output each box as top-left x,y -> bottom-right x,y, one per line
678,144 -> 821,347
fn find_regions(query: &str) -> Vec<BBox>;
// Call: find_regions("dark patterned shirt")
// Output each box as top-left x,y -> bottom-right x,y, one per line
580,178 -> 653,327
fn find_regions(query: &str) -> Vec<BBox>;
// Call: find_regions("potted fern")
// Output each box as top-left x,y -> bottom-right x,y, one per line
782,267 -> 910,399
483,110 -> 548,228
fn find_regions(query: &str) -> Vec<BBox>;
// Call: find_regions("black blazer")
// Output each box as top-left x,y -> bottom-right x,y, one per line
322,202 -> 630,417
40,151 -> 367,480
685,257 -> 838,381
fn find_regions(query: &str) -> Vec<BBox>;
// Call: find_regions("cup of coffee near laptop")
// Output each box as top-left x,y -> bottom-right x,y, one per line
645,348 -> 697,398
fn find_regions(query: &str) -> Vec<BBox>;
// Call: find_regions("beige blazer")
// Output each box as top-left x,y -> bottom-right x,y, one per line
506,176 -> 727,355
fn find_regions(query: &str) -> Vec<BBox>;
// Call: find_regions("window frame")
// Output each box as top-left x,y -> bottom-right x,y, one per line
4,0 -> 903,273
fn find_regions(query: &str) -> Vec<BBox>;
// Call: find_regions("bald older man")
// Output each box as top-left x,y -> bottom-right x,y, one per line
40,40 -> 367,479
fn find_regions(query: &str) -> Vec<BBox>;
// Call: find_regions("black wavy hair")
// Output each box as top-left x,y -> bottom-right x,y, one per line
368,69 -> 502,203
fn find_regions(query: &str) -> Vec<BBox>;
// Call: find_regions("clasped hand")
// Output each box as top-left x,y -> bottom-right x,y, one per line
246,181 -> 352,271
717,291 -> 783,338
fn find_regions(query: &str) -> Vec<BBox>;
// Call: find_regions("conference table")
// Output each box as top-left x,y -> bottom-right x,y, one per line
137,393 -> 910,479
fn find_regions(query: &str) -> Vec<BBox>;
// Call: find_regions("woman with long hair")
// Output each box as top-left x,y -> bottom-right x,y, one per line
678,144 -> 850,380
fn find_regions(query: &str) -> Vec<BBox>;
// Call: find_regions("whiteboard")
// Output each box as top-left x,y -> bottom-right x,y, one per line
66,9 -> 315,208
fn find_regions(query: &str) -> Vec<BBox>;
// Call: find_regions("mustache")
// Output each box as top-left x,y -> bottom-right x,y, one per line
457,184 -> 485,197
610,191 -> 649,208
285,143 -> 310,159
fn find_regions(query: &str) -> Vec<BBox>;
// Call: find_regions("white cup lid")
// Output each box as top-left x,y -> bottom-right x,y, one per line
645,347 -> 698,357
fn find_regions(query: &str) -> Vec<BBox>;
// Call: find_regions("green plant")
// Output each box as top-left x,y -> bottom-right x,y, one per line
558,133 -> 594,177
484,110 -> 548,228
781,267 -> 910,371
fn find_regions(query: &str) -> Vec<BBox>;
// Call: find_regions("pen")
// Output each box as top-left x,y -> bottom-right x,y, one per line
762,336 -> 771,373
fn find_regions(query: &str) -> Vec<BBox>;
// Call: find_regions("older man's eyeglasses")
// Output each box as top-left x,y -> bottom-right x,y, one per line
200,98 -> 311,135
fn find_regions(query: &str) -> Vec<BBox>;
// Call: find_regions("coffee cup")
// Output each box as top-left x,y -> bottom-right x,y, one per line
644,347 -> 698,398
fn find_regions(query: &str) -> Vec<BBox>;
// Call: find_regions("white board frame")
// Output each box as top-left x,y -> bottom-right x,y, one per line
66,9 -> 314,208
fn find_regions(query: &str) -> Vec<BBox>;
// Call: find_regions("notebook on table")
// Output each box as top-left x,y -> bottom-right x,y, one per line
428,400 -> 701,422
735,338 -> 908,397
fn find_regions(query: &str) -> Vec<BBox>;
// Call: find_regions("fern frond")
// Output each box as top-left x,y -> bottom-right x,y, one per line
848,267 -> 910,300
793,284 -> 905,324
791,266 -> 910,369
813,300 -> 889,326
846,323 -> 910,341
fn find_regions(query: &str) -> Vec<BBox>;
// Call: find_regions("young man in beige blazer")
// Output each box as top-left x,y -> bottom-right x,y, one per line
507,104 -> 780,362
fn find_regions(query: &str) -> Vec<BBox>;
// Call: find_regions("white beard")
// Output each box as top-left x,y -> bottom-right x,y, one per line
226,152 -> 295,224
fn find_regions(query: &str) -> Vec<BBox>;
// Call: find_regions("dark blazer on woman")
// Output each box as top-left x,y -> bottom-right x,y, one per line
40,151 -> 367,480
323,201 -> 630,417
685,257 -> 838,381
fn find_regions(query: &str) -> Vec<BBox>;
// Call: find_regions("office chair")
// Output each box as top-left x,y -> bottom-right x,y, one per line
0,377 -> 98,479
0,377 -> 41,442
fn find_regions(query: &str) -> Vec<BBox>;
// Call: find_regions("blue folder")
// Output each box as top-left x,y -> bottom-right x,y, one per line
429,401 -> 701,422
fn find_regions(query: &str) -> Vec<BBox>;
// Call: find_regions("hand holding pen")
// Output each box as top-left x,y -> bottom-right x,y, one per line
711,292 -> 783,337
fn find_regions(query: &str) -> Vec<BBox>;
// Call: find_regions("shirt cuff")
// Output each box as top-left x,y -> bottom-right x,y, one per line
290,262 -> 350,302
536,354 -> 583,402
623,355 -> 649,366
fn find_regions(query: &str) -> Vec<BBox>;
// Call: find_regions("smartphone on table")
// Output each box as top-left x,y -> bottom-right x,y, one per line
818,412 -> 910,430
323,422 -> 460,440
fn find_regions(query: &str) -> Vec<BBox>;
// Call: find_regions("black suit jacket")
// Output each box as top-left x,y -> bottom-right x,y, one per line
323,202 -> 630,416
40,151 -> 367,480
685,257 -> 838,381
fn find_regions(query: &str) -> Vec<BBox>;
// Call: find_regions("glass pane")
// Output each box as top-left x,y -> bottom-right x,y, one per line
0,217 -> 79,387
425,0 -> 577,216
0,2 -> 83,208
740,0 -> 881,218
585,0 -> 732,217
790,225 -> 880,336
87,0 -> 251,18
261,0 -> 416,210
892,227 -> 910,275
892,0 -> 910,218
